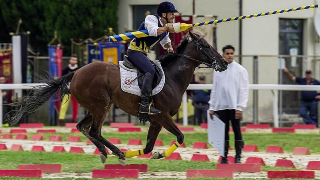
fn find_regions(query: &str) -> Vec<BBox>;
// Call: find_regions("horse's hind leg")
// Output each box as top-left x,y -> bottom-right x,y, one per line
89,111 -> 126,165
151,114 -> 184,159
76,113 -> 108,162
124,121 -> 162,158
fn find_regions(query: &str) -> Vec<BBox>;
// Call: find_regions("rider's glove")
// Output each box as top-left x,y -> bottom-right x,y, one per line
172,23 -> 181,33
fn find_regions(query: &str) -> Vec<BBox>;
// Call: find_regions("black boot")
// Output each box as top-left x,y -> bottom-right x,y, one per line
220,140 -> 229,164
139,73 -> 161,115
235,140 -> 244,163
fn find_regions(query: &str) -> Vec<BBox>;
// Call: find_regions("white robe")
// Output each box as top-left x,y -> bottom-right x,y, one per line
208,61 -> 249,111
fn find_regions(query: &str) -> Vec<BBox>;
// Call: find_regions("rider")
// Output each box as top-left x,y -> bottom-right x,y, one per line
127,1 -> 182,115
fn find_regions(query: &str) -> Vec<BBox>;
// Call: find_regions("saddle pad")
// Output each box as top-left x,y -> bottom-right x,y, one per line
119,60 -> 165,96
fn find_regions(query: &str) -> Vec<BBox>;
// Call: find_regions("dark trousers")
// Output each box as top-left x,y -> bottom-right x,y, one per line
127,50 -> 155,77
2,104 -> 9,123
215,109 -> 242,141
194,103 -> 209,125
300,100 -> 318,126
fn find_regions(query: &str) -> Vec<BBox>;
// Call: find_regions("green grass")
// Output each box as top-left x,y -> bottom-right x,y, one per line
0,151 -> 298,173
0,150 -> 307,180
0,151 -> 215,173
8,131 -> 320,153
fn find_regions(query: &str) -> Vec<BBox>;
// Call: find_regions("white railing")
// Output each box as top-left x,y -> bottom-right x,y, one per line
0,83 -> 45,127
184,84 -> 320,127
1,83 -> 320,127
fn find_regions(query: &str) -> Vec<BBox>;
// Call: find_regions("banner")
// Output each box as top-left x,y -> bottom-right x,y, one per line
56,46 -> 63,77
87,44 -> 100,64
48,45 -> 56,125
0,52 -> 13,104
48,45 -> 56,78
99,43 -> 121,65
0,53 -> 13,82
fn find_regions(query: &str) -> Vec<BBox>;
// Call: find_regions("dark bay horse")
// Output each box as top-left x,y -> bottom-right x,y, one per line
7,32 -> 227,165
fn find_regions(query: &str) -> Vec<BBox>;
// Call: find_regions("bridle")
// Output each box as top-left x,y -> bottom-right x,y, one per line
172,36 -> 226,71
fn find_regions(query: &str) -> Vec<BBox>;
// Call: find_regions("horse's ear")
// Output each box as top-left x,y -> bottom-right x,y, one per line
189,31 -> 195,39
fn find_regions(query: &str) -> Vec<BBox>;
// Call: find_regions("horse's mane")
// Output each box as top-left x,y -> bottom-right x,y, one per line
160,38 -> 189,67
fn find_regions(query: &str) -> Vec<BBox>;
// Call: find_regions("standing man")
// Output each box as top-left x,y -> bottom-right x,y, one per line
192,76 -> 210,125
58,55 -> 79,126
209,45 -> 249,164
283,68 -> 320,126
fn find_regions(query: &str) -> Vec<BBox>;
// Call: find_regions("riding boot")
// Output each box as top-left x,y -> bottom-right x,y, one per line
235,140 -> 244,163
139,72 -> 161,115
220,140 -> 229,164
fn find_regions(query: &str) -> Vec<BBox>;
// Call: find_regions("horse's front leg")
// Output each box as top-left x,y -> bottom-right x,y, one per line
124,121 -> 162,158
151,115 -> 184,159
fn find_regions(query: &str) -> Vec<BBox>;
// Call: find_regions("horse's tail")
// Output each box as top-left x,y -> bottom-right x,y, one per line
6,72 -> 75,126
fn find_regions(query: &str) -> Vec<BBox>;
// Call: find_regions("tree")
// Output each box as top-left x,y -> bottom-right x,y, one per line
0,0 -> 119,55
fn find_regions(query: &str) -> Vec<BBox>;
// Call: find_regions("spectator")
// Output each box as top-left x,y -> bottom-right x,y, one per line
58,55 -> 79,126
191,75 -> 210,125
283,68 -> 320,127
0,76 -> 9,127
208,45 -> 249,164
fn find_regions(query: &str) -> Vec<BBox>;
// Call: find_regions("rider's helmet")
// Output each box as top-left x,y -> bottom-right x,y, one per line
157,1 -> 179,17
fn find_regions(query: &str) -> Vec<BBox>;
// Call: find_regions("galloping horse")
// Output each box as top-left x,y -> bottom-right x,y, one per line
7,32 -> 227,165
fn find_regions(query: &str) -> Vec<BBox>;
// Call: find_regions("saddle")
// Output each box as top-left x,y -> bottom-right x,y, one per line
123,55 -> 163,89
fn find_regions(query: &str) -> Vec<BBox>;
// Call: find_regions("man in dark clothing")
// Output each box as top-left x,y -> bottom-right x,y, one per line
58,55 -> 79,126
283,68 -> 320,126
191,76 -> 210,125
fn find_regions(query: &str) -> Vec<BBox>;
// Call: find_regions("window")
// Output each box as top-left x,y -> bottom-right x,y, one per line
279,19 -> 303,115
132,5 -> 158,30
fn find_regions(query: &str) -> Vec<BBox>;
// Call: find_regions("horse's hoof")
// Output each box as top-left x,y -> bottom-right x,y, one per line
150,152 -> 163,159
100,154 -> 107,164
118,158 -> 126,166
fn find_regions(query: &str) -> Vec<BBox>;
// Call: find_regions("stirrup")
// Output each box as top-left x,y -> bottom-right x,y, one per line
139,103 -> 161,115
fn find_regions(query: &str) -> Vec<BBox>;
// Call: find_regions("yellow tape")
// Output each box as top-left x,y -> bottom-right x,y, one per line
131,31 -> 149,38
163,142 -> 180,157
181,23 -> 193,32
110,36 -> 117,42
125,150 -> 144,158
119,34 -> 130,40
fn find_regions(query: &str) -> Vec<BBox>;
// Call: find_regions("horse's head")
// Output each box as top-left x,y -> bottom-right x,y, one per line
189,32 -> 228,72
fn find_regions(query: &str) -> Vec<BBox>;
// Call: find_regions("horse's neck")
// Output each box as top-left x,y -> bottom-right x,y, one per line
164,54 -> 199,94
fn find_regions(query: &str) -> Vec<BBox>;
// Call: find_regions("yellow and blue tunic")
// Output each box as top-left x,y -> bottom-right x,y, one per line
128,15 -> 169,54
